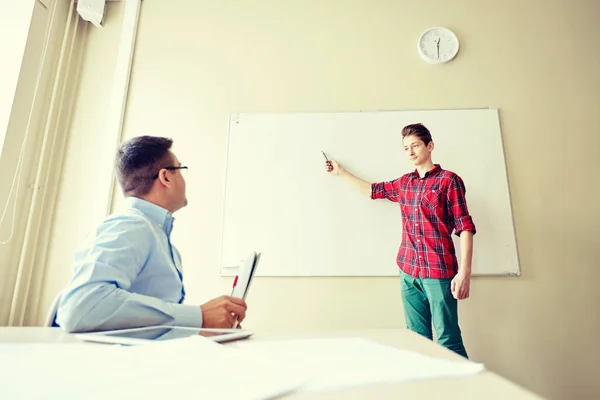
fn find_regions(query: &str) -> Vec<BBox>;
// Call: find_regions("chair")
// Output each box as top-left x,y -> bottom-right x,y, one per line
44,293 -> 61,327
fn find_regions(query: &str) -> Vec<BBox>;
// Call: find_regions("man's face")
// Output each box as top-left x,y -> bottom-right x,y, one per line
403,135 -> 433,166
169,153 -> 188,211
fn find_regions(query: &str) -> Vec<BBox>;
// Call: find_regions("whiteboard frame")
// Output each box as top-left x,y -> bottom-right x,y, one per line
219,107 -> 522,278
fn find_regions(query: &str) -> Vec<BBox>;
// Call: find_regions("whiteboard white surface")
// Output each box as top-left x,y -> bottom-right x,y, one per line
220,109 -> 520,277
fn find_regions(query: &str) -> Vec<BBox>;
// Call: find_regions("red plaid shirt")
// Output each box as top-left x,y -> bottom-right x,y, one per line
371,164 -> 476,279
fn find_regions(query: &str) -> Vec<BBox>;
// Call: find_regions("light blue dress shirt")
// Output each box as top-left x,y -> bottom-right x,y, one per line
55,197 -> 203,333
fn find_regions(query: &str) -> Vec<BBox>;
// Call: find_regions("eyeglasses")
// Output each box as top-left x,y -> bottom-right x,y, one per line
153,166 -> 188,179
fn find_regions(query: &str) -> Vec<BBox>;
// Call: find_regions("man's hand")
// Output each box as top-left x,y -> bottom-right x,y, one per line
200,295 -> 247,328
451,271 -> 471,300
324,159 -> 372,197
325,160 -> 344,175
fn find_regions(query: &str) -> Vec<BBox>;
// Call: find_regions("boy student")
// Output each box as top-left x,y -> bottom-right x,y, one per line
55,136 -> 247,333
324,123 -> 476,358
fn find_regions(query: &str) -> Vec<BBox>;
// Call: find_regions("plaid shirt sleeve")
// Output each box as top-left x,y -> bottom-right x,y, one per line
448,175 -> 476,236
371,178 -> 401,202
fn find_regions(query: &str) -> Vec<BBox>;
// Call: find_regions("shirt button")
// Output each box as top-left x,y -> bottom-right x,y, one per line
415,223 -> 419,226
158,224 -> 162,228
419,256 -> 422,259
417,239 -> 420,243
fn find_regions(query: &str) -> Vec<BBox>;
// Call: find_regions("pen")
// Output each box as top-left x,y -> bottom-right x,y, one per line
321,150 -> 329,161
231,275 -> 240,329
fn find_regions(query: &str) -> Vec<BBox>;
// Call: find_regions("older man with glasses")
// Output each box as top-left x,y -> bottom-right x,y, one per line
55,136 -> 247,333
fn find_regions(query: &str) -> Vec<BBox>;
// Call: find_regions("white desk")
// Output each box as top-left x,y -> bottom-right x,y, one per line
0,327 -> 544,399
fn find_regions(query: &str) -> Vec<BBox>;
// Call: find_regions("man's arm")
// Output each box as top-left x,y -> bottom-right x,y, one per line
326,160 -> 372,197
325,159 -> 402,202
56,217 -> 203,333
458,230 -> 474,274
447,175 -> 477,238
448,175 -> 476,300
451,230 -> 474,300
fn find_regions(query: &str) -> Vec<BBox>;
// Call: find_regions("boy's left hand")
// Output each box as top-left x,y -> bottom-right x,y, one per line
451,272 -> 471,300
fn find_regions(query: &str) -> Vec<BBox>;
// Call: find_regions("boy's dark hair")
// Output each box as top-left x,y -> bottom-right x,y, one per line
401,123 -> 433,145
115,135 -> 174,196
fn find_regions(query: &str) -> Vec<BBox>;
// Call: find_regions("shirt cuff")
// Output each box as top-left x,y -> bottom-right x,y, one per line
170,304 -> 203,328
454,216 -> 476,236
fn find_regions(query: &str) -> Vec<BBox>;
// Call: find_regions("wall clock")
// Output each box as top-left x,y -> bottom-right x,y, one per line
417,27 -> 460,64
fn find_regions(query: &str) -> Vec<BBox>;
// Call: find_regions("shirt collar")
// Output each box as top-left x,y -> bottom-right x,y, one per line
125,196 -> 174,236
412,164 -> 442,178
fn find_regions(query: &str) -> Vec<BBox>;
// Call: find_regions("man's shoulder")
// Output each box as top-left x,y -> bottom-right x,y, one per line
375,176 -> 405,186
397,172 -> 417,185
103,208 -> 152,224
436,168 -> 462,182
92,209 -> 155,237
435,168 -> 469,194
399,171 -> 415,180
72,210 -> 157,272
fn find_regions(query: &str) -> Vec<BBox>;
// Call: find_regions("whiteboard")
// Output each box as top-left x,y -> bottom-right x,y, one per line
220,109 -> 521,277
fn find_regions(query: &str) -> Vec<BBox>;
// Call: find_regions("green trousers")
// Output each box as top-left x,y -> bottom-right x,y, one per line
400,271 -> 468,358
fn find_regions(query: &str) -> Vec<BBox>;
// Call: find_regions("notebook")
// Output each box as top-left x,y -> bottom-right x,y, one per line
231,251 -> 261,328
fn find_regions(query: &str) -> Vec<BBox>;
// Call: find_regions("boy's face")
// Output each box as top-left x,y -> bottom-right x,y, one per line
403,135 -> 433,166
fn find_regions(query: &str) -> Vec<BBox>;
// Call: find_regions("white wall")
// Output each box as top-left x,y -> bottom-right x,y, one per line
39,1 -> 600,399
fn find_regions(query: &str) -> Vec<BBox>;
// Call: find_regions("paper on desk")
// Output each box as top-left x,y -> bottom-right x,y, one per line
0,336 -> 302,400
233,337 -> 485,393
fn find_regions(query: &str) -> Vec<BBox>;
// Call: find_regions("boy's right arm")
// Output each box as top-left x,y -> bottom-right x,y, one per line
325,159 -> 401,202
325,160 -> 372,197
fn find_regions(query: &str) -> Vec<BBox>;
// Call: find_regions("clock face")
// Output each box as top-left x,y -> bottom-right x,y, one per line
417,27 -> 459,64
